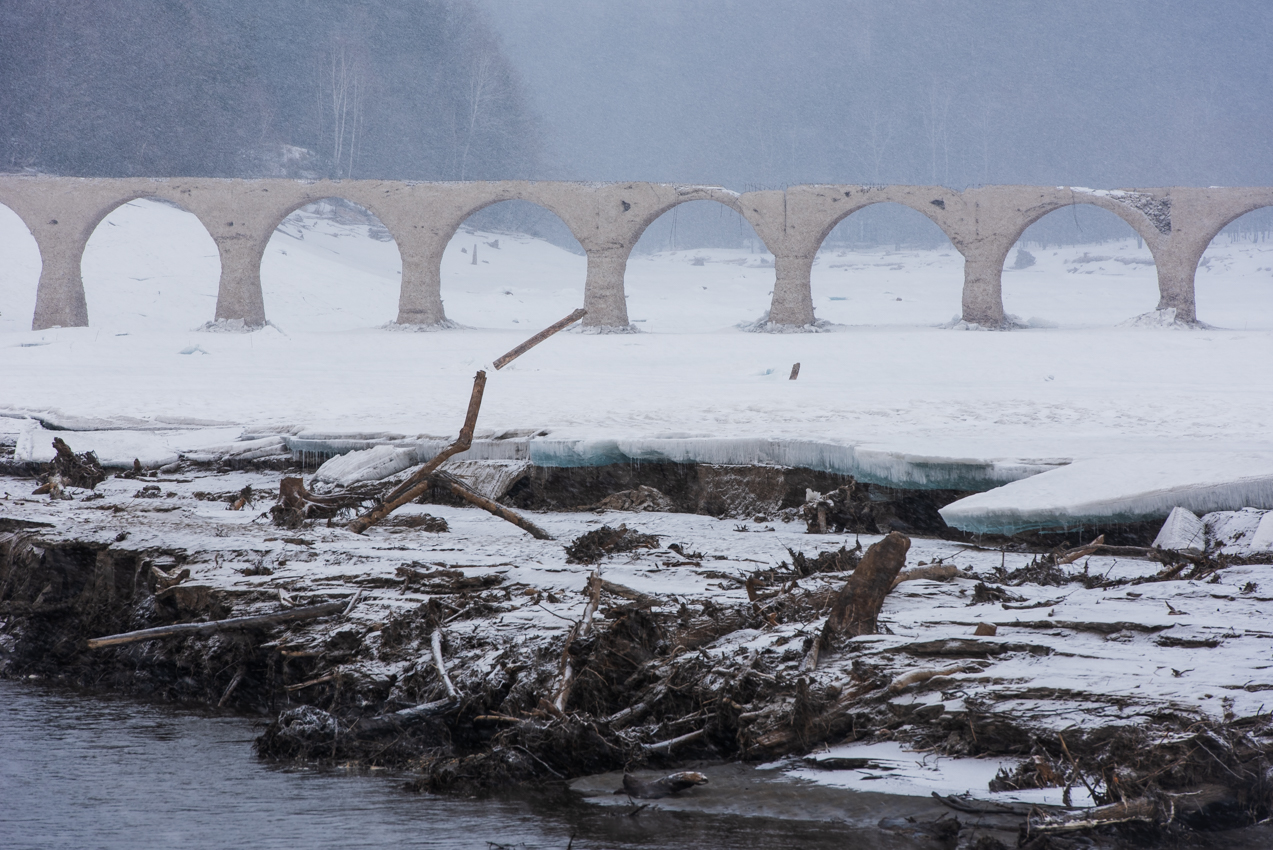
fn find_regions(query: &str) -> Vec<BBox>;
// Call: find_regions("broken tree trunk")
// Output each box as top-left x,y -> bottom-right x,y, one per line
87,601 -> 349,649
805,531 -> 911,670
348,371 -> 487,533
50,437 -> 106,489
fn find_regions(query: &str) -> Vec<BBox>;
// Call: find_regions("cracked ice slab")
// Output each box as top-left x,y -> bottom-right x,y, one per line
939,452 -> 1273,535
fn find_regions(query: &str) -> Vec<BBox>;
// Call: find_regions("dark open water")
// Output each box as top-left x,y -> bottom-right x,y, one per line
0,680 -> 905,850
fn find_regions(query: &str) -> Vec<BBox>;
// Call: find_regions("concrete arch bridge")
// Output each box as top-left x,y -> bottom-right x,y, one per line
0,175 -> 1269,331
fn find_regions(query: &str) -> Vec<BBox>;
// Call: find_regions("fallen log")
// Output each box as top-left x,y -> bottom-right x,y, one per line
599,579 -> 660,608
433,473 -> 552,540
1028,797 -> 1157,833
643,728 -> 706,754
86,601 -> 349,649
492,307 -> 586,369
1056,534 -> 1105,565
891,563 -> 960,589
804,531 -> 910,670
351,698 -> 459,736
348,370 -> 487,533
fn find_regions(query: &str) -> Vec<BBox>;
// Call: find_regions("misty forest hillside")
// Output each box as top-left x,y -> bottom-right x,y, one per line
0,1 -> 539,181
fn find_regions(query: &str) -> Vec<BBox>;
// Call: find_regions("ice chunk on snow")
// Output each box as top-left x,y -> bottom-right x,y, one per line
1153,506 -> 1205,553
439,460 -> 530,500
940,452 -> 1273,535
1204,508 -> 1272,557
313,445 -> 417,486
1251,512 -> 1273,554
182,435 -> 288,463
15,420 -> 243,468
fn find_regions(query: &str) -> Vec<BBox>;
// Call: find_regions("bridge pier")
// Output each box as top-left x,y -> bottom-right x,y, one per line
769,254 -> 816,326
30,225 -> 91,329
208,228 -> 269,327
1152,246 -> 1201,322
960,253 -> 1010,328
394,239 -> 448,326
581,246 -> 632,329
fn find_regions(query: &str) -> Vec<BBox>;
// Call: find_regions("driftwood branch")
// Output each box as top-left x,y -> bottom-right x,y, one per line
434,473 -> 553,540
87,601 -> 349,649
348,370 -> 487,533
431,627 -> 458,699
599,579 -> 660,608
891,563 -> 960,589
551,570 -> 601,713
493,308 -> 586,370
641,729 -> 706,754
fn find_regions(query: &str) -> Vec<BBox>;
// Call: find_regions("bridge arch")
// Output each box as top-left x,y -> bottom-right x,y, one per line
1000,204 -> 1159,326
440,199 -> 586,330
622,198 -> 773,331
260,197 -> 404,331
1194,205 -> 1273,329
81,197 -> 221,330
0,202 -> 42,333
995,194 -> 1167,274
811,200 -> 962,326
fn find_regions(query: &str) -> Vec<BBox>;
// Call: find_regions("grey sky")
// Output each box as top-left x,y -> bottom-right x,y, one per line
478,0 -> 1273,189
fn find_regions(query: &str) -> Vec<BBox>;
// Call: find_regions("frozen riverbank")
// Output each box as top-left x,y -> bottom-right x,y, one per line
4,458 -> 1273,846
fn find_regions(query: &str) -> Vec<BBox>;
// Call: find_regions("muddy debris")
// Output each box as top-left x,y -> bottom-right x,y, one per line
784,543 -> 862,576
564,524 -> 661,564
591,485 -> 676,513
381,513 -> 449,532
49,436 -> 106,490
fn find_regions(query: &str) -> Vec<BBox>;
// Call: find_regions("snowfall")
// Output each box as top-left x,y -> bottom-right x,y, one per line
2,197 -> 1273,813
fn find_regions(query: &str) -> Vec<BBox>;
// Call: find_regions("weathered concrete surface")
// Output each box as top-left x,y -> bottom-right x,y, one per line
0,175 -> 1269,331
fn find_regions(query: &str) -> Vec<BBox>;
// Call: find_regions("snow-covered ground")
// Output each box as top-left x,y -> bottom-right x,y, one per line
2,199 -> 1272,529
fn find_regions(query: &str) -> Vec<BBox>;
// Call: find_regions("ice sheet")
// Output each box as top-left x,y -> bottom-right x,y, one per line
941,453 -> 1273,534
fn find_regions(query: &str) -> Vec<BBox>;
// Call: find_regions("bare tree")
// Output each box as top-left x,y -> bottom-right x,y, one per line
318,38 -> 367,178
856,102 -> 896,184
923,79 -> 951,185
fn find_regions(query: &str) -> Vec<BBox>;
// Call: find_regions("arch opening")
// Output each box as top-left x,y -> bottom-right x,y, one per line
813,202 -> 960,326
81,198 -> 221,332
261,198 -> 403,332
1195,206 -> 1273,330
0,202 -> 42,334
1001,204 -> 1157,328
624,199 -> 773,332
441,199 -> 585,330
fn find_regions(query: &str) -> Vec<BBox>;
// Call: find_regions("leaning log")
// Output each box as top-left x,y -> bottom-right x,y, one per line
348,370 -> 487,533
492,307 -> 586,370
434,473 -> 553,540
87,601 -> 348,649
